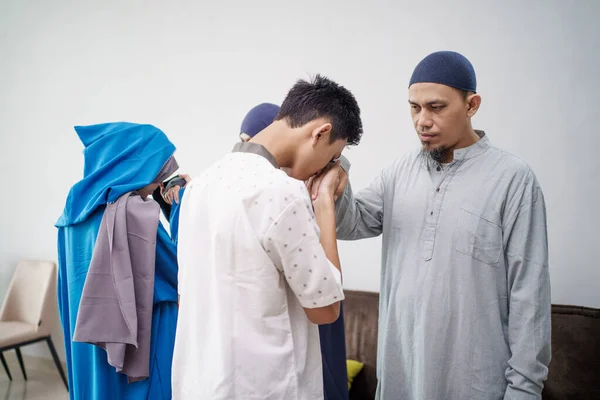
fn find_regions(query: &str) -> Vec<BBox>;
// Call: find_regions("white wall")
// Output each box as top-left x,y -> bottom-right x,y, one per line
1,0 -> 598,361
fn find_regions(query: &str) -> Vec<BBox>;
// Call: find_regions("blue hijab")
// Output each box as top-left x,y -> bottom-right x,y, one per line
56,122 -> 176,227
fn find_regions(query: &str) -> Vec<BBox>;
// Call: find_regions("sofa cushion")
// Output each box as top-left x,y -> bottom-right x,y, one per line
346,359 -> 365,390
542,304 -> 600,399
343,291 -> 600,399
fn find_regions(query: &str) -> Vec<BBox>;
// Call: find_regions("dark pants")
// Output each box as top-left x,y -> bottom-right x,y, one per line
319,302 -> 349,400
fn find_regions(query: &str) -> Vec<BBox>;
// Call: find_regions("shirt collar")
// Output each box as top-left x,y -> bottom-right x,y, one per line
453,130 -> 489,161
232,141 -> 279,168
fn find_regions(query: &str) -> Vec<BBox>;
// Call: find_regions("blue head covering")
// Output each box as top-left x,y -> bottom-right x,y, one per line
240,103 -> 281,138
56,122 -> 176,227
409,51 -> 477,93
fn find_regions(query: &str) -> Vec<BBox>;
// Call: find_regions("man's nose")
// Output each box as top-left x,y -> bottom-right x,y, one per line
417,110 -> 434,129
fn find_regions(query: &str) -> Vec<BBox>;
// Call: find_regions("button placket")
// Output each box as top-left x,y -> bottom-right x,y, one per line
422,162 -> 458,261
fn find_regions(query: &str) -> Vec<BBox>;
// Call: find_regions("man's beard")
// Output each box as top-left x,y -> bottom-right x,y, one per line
419,146 -> 449,170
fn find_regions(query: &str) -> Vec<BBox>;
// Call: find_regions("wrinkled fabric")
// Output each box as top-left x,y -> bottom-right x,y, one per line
336,132 -> 550,400
56,122 -> 179,399
74,157 -> 178,383
168,187 -> 184,245
73,194 -> 159,382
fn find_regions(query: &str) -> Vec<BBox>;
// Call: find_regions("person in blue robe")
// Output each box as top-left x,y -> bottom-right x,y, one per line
55,122 -> 179,400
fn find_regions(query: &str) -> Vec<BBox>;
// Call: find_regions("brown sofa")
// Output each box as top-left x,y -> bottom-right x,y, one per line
343,290 -> 600,400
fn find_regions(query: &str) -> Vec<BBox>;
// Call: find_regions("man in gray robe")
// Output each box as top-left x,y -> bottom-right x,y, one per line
309,51 -> 551,399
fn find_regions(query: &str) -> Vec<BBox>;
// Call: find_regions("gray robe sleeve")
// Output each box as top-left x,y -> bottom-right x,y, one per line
334,156 -> 386,240
502,171 -> 551,399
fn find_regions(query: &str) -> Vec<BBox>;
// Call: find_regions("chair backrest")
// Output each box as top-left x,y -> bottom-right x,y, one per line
0,260 -> 57,335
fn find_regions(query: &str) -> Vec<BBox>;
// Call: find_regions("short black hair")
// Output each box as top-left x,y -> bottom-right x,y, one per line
276,74 -> 363,146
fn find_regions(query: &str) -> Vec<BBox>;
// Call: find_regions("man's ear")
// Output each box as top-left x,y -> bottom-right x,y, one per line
466,93 -> 482,117
311,123 -> 332,146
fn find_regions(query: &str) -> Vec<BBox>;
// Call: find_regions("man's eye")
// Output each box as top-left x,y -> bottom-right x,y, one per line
432,105 -> 444,111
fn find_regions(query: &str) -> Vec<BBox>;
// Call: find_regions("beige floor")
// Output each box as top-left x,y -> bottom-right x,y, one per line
0,352 -> 68,400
